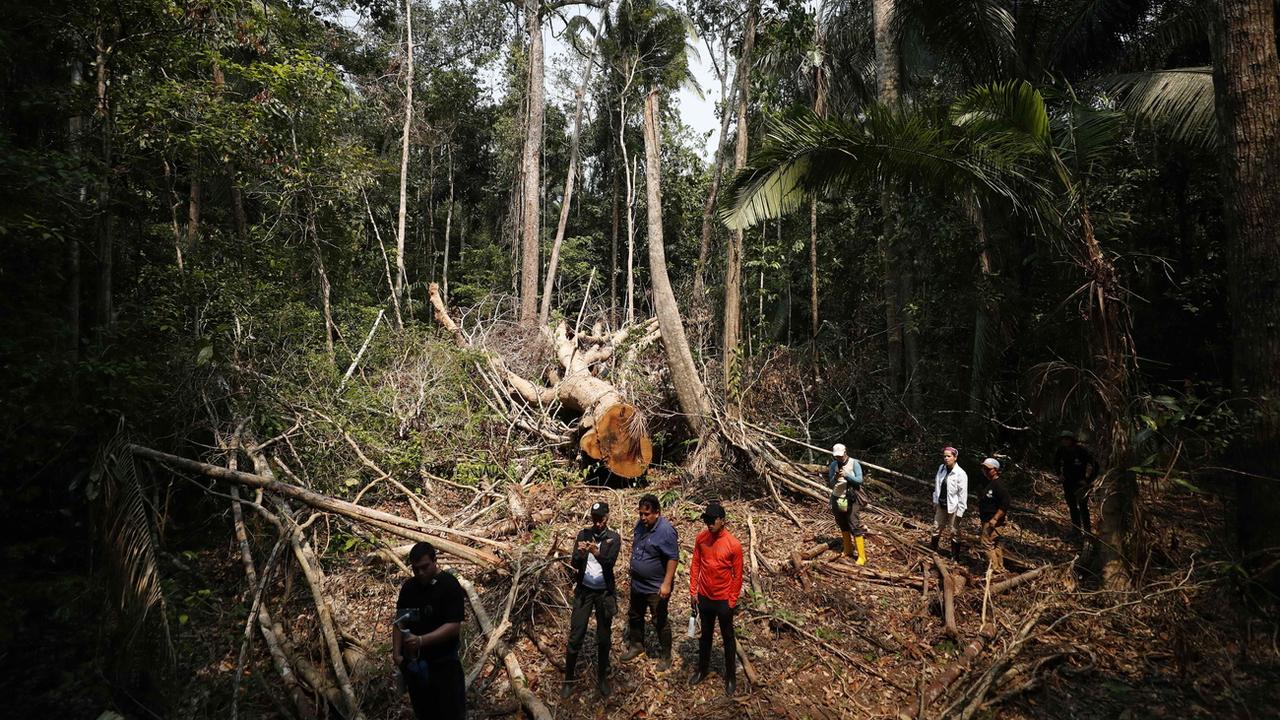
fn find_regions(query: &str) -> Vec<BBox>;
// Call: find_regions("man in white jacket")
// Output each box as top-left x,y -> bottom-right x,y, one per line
930,446 -> 968,558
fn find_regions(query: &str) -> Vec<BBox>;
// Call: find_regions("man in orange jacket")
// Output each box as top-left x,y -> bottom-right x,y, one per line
688,501 -> 744,696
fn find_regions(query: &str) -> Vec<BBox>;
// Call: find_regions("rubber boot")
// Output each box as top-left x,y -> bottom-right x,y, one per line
561,651 -> 578,699
724,650 -> 737,696
841,531 -> 854,558
855,535 -> 867,566
929,534 -> 940,553
596,645 -> 612,698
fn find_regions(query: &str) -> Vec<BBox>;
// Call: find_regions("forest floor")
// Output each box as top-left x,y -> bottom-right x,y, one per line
158,458 -> 1279,720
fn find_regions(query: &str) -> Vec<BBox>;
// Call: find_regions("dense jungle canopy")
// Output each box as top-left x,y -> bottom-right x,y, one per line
2,0 -> 1278,717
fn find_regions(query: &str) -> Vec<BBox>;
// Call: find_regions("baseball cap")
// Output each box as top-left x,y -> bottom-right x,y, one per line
700,501 -> 726,523
832,443 -> 847,456
981,458 -> 1000,470
1060,430 -> 1077,439
590,501 -> 609,518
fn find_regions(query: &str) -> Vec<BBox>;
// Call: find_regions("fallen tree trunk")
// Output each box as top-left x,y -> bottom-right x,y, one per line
129,444 -> 504,567
429,282 -> 653,478
934,556 -> 959,637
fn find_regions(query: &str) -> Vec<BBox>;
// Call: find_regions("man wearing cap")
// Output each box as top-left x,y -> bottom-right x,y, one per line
563,501 -> 622,698
1053,431 -> 1099,539
688,501 -> 744,695
978,458 -> 1011,573
621,494 -> 679,669
828,443 -> 867,564
930,446 -> 968,558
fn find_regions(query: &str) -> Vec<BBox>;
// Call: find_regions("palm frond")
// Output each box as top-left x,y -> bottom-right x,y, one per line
1104,67 -> 1216,149
721,105 -> 1027,230
92,425 -> 174,663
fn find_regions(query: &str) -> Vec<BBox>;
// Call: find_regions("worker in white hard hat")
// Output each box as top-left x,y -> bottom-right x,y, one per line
827,443 -> 867,564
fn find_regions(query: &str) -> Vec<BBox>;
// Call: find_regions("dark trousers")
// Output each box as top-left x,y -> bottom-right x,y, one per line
403,654 -> 465,720
830,497 -> 864,536
695,595 -> 736,680
1062,476 -> 1091,534
566,587 -> 616,676
626,589 -> 671,655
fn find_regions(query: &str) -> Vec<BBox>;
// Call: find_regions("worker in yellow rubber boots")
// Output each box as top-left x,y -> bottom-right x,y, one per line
828,444 -> 867,565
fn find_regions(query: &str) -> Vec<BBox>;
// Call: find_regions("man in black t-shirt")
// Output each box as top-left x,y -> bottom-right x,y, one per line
978,458 -> 1011,573
1053,431 -> 1099,540
393,542 -> 466,720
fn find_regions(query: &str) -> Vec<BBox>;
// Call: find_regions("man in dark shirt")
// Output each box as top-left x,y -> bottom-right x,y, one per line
393,542 -> 466,720
1053,431 -> 1099,540
978,458 -> 1011,573
620,494 -> 679,670
563,501 -> 622,699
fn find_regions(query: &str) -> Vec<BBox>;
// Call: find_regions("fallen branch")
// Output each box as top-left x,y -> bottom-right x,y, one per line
456,575 -> 552,720
934,556 -> 959,637
128,444 -> 504,567
991,565 -> 1054,595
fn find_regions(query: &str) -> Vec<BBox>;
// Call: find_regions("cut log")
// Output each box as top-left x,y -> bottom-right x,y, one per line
991,565 -> 1054,595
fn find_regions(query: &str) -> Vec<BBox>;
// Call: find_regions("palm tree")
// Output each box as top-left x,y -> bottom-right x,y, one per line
724,80 -> 1146,587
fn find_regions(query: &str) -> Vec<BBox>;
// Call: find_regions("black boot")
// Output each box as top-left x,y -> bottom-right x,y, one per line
561,651 -> 578,699
596,645 -> 612,698
724,648 -> 737,696
689,660 -> 709,686
929,534 -> 940,553
950,538 -> 961,560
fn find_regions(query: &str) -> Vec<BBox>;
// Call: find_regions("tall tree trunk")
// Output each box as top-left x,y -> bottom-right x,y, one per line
187,176 -> 201,253
610,150 -> 620,323
644,90 -> 711,431
393,0 -> 414,328
618,86 -> 638,325
442,145 -> 455,303
311,208 -> 337,366
966,196 -> 998,437
66,62 -> 84,365
809,30 -> 828,342
1211,0 -> 1280,583
692,48 -> 738,313
519,0 -> 544,323
540,27 -> 600,325
212,60 -> 248,242
723,1 -> 758,412
873,0 -> 905,397
94,25 -> 114,338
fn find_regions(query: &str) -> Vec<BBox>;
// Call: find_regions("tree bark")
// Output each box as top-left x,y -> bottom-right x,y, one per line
644,90 -> 712,432
539,28 -> 600,325
1210,0 -> 1280,584
393,0 -> 414,327
873,0 -> 906,397
519,0 -> 544,323
442,145 -> 455,303
94,25 -> 114,338
66,62 -> 84,365
809,27 -> 828,342
723,2 -> 758,412
966,196 -> 999,435
610,147 -> 620,322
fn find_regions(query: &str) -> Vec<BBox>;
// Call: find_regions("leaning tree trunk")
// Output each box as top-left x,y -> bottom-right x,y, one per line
518,0 -> 544,323
1211,0 -> 1280,585
644,90 -> 713,433
723,1 -> 758,413
692,49 -> 738,316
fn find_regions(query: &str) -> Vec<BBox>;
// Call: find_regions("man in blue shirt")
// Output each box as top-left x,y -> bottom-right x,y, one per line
620,494 -> 679,670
